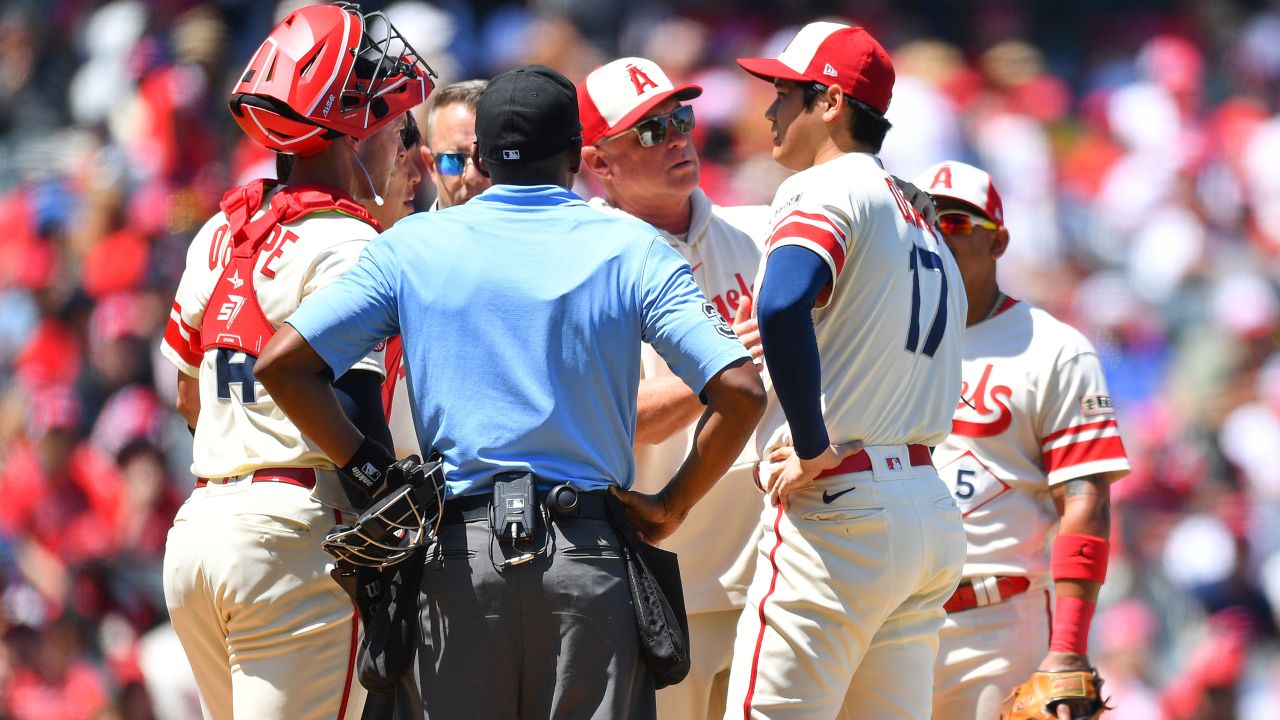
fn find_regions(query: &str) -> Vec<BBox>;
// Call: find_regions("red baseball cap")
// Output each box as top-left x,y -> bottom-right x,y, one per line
914,160 -> 1005,225
578,57 -> 702,146
737,22 -> 895,115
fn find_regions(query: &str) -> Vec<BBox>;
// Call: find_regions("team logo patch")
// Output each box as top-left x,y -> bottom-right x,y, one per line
702,302 -> 736,339
1080,393 -> 1114,417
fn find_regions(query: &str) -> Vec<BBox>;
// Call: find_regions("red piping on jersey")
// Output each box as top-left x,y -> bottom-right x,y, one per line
1041,419 -> 1119,445
743,503 -> 787,719
1043,436 -> 1127,473
992,294 -> 1018,317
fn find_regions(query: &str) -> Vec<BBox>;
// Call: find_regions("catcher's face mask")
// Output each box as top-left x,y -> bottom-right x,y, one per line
323,457 -> 445,569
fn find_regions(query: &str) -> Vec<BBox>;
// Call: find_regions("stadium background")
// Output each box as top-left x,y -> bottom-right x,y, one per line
0,0 -> 1277,717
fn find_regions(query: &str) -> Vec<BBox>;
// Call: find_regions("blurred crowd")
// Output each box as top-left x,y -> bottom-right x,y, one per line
1,0 -> 1279,718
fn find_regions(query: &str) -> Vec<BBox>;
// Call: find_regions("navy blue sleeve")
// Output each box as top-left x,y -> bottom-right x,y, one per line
757,245 -> 832,460
332,368 -> 395,455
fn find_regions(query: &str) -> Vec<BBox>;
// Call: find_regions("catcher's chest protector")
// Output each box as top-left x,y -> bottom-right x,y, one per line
202,179 -> 381,356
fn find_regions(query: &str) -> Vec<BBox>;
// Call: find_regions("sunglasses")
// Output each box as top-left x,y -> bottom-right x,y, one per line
433,151 -> 472,176
400,117 -> 422,150
600,105 -> 696,148
937,211 -> 998,235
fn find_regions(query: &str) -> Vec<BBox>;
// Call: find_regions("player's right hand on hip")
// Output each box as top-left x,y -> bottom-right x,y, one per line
765,441 -> 863,510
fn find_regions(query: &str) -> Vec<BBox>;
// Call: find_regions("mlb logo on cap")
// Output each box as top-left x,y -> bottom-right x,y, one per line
737,22 -> 895,115
914,160 -> 1004,225
579,57 -> 702,145
503,149 -> 521,160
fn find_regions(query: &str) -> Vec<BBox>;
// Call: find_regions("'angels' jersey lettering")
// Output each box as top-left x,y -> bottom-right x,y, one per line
933,300 -> 1130,585
161,205 -> 385,480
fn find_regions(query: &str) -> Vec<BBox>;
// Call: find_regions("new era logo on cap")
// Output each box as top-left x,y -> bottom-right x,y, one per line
737,21 -> 895,115
578,57 -> 702,146
913,160 -> 1005,225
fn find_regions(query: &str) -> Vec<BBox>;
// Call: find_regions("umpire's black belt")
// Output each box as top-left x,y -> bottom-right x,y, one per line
441,488 -> 612,525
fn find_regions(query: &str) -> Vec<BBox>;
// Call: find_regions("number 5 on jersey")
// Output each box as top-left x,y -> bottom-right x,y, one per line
938,451 -> 1010,517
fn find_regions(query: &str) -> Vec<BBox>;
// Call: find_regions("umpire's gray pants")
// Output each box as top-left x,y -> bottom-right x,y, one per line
395,514 -> 655,719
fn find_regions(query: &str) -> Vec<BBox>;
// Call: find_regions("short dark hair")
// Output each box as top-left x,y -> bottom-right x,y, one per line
801,81 -> 892,153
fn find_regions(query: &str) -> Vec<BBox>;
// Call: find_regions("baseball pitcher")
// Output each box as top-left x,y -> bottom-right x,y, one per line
725,22 -> 968,720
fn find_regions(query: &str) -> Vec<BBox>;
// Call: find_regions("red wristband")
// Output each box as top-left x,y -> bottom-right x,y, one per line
1051,533 -> 1109,583
1050,595 -> 1096,654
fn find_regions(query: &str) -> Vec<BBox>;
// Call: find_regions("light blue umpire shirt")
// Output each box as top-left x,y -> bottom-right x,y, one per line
286,184 -> 748,498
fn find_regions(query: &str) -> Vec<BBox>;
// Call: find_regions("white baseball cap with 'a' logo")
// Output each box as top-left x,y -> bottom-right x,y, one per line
915,160 -> 1005,225
578,57 -> 702,145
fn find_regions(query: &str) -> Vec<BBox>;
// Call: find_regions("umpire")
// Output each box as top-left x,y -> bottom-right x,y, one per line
255,65 -> 766,719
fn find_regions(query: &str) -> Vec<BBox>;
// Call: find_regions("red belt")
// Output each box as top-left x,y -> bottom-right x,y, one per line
816,443 -> 933,479
194,467 -> 318,490
944,576 -> 1031,613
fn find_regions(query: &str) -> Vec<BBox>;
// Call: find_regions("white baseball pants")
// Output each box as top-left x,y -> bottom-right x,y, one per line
932,589 -> 1052,719
163,476 -> 365,720
724,445 -> 966,720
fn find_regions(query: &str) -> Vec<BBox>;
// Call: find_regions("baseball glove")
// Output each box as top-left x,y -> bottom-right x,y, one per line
323,455 -> 446,570
1000,668 -> 1111,720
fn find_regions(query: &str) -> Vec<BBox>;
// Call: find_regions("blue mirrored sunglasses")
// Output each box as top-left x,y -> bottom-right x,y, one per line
433,152 -> 472,176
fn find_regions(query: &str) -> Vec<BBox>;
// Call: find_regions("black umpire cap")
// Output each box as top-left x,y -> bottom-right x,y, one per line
475,65 -> 582,164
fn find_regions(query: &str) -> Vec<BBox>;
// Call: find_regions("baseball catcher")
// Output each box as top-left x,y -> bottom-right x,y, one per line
1000,668 -> 1111,720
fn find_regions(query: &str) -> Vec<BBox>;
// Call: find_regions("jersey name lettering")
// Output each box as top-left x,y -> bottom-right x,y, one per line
208,224 -> 231,270
884,177 -> 931,232
260,226 -> 300,278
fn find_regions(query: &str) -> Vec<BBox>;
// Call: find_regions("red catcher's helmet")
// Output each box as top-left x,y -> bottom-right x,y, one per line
229,2 -> 435,157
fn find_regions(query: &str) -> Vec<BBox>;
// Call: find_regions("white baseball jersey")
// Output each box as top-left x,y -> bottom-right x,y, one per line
933,299 -> 1130,586
160,202 -> 385,480
755,152 -> 967,451
590,189 -> 768,615
727,152 -> 969,720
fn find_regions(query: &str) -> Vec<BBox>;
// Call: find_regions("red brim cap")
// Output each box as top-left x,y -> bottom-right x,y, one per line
736,57 -> 811,85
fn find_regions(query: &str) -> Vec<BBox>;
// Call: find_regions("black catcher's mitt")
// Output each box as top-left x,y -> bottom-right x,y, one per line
323,455 -> 445,570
